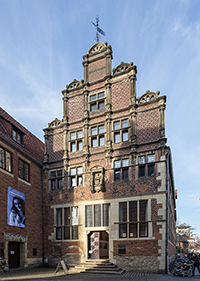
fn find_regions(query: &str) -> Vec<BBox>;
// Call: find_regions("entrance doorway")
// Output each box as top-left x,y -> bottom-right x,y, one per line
8,242 -> 20,268
88,231 -> 109,259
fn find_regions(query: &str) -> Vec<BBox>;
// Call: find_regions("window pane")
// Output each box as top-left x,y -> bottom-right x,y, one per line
119,202 -> 127,222
139,166 -> 145,177
90,94 -> 96,102
99,136 -> 104,146
77,141 -> 82,151
103,204 -> 109,226
64,207 -> 70,225
139,200 -> 148,221
77,167 -> 83,174
6,151 -> 11,172
58,179 -> 63,189
119,224 -> 127,238
71,142 -> 76,152
77,130 -> 83,139
122,130 -> 128,142
13,130 -> 17,141
91,127 -> 97,135
98,125 -> 104,134
72,207 -> 78,225
71,177 -> 76,187
147,154 -> 155,163
139,156 -> 145,164
77,176 -> 82,186
70,132 -> 76,140
51,180 -> 56,190
56,227 -> 62,240
64,227 -> 70,240
24,163 -> 29,181
94,205 -> 101,227
56,209 -> 62,226
92,137 -> 97,148
90,104 -> 97,111
114,160 -> 121,168
122,159 -> 129,167
50,171 -> 56,178
57,170 -> 62,177
114,121 -> 120,130
0,148 -> 4,168
17,133 -> 21,144
139,223 -> 148,237
19,160 -> 23,179
129,201 -> 137,222
98,101 -> 104,109
148,164 -> 154,176
122,168 -> 128,180
98,92 -> 105,99
114,132 -> 120,143
122,119 -> 128,128
72,226 -> 78,239
114,170 -> 120,181
129,223 -> 137,238
70,168 -> 76,175
86,205 -> 93,227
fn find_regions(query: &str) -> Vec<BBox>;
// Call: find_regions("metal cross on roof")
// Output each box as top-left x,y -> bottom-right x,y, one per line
91,15 -> 105,43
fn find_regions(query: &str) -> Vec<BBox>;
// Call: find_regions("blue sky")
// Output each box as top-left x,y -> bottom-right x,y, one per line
0,0 -> 200,236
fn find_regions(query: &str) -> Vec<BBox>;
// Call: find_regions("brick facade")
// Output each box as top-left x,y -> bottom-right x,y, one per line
43,42 -> 176,273
0,107 -> 44,268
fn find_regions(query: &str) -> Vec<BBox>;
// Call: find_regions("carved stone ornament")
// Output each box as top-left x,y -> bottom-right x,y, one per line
137,90 -> 160,104
88,42 -> 108,54
48,118 -> 62,128
112,61 -> 134,75
4,233 -> 28,243
90,166 -> 105,193
66,79 -> 84,91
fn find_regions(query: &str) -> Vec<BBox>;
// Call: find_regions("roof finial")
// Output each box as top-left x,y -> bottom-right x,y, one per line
91,15 -> 105,43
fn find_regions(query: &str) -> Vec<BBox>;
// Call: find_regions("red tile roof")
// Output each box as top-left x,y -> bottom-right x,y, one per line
0,107 -> 44,165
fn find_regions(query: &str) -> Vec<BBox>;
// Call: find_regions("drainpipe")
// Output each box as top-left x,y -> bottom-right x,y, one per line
165,150 -> 170,274
42,168 -> 45,267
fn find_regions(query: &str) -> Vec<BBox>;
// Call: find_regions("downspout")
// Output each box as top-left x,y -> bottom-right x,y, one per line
165,150 -> 170,274
42,168 -> 45,267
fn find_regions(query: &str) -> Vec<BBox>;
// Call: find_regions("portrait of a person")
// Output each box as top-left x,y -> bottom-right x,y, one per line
9,196 -> 25,227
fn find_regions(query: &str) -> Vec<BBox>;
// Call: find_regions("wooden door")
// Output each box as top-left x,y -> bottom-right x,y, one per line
90,232 -> 100,259
8,242 -> 20,268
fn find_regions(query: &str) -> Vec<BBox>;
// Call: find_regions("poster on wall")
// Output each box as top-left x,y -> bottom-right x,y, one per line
7,186 -> 25,228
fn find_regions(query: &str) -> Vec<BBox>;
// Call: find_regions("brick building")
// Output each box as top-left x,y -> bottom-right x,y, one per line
43,42 -> 176,273
0,107 -> 44,268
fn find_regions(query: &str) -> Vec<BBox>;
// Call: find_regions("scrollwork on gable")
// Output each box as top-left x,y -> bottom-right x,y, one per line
137,90 -> 160,104
66,79 -> 84,91
88,42 -> 108,54
48,118 -> 62,128
112,61 -> 134,75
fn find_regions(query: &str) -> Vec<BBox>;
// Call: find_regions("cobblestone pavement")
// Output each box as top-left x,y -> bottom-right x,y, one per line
0,268 -> 200,281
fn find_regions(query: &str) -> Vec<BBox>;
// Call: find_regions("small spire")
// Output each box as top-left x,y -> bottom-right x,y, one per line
91,15 -> 105,43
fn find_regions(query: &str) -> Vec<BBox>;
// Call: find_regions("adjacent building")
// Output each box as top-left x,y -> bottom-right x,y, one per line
43,42 -> 177,273
0,107 -> 44,268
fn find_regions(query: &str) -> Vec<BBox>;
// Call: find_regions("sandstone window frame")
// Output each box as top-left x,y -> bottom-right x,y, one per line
69,166 -> 83,188
49,169 -> 63,191
118,200 -> 149,239
138,154 -> 155,178
90,124 -> 105,148
0,146 -> 12,173
85,203 -> 110,227
113,158 -> 130,181
113,118 -> 129,144
55,206 -> 79,241
69,130 -> 83,152
89,92 -> 105,112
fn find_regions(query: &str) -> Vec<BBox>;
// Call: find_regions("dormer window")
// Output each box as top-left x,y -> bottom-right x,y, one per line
12,126 -> 24,145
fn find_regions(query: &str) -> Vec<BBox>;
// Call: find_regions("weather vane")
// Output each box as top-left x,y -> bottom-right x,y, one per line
91,15 -> 105,43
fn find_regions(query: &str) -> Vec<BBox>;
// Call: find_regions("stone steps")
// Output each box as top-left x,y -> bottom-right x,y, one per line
69,260 -> 124,275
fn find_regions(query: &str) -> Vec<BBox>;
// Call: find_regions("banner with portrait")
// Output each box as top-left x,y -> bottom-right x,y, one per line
7,186 -> 25,228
